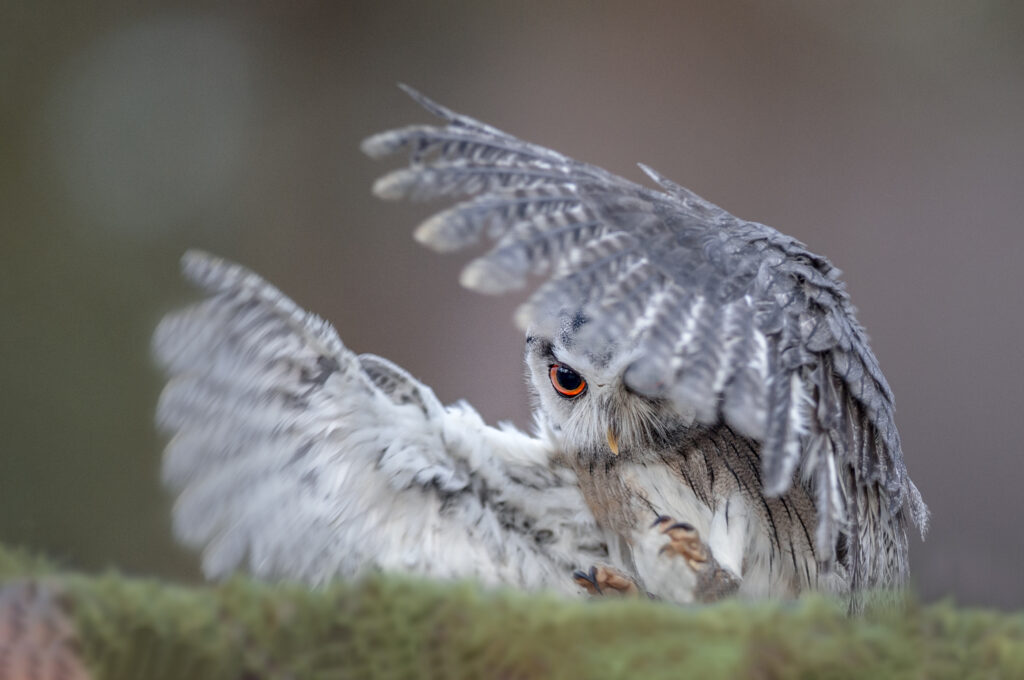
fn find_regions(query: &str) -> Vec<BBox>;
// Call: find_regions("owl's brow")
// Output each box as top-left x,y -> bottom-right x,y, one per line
525,335 -> 555,358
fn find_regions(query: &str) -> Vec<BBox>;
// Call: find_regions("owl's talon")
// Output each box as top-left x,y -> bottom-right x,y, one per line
572,566 -> 602,594
655,515 -> 710,570
651,514 -> 672,528
573,565 -> 639,597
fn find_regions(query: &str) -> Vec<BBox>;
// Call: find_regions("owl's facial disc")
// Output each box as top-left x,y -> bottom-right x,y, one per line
544,355 -> 621,455
525,324 -> 676,459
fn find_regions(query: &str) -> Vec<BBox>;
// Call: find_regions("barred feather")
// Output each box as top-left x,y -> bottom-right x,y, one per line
463,216 -> 604,294
373,161 -> 582,202
621,286 -> 698,394
668,296 -> 726,423
514,232 -> 642,328
419,189 -> 585,250
362,125 -> 563,167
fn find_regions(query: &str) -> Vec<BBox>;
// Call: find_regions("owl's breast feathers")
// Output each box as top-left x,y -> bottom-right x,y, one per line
568,424 -> 837,599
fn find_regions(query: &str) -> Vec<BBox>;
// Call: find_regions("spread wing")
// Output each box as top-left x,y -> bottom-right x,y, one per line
154,250 -> 604,589
363,86 -> 928,587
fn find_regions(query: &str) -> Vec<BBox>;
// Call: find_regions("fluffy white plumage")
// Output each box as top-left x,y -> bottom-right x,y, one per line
155,251 -> 606,592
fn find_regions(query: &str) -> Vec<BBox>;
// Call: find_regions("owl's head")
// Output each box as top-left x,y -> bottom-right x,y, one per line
524,312 -> 694,460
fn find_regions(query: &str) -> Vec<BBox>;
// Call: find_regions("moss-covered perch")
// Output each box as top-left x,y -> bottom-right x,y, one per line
1,544 -> 1022,680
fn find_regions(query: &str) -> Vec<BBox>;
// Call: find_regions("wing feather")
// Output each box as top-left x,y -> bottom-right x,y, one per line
365,87 -> 928,587
154,251 -> 605,588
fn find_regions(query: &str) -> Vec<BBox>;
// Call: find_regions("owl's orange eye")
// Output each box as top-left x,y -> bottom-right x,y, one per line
550,364 -> 587,398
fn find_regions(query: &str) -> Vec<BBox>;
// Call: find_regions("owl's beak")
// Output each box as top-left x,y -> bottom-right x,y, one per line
606,426 -> 620,456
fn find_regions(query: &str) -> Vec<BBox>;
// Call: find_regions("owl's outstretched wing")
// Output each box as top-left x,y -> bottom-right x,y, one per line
363,86 -> 927,587
154,250 -> 603,589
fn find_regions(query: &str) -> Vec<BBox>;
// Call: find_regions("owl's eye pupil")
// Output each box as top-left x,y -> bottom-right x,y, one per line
550,364 -> 586,398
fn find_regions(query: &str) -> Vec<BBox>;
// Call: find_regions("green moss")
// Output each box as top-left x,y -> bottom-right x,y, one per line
1,543 -> 1022,679
0,542 -> 58,576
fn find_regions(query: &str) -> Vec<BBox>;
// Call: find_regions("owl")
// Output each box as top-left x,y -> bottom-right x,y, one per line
153,87 -> 928,606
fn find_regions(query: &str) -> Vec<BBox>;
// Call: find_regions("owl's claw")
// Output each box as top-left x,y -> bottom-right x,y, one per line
643,515 -> 740,603
573,566 -> 602,594
573,565 -> 639,597
650,514 -> 672,528
652,515 -> 710,572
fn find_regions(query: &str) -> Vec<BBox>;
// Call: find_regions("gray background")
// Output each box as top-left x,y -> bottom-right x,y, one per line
3,2 -> 1022,608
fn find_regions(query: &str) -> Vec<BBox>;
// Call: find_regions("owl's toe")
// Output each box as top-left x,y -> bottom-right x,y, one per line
653,515 -> 710,572
573,565 -> 639,597
573,566 -> 602,594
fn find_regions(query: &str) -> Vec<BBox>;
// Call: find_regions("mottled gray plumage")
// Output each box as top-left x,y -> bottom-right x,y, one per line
362,86 -> 928,592
154,86 -> 926,607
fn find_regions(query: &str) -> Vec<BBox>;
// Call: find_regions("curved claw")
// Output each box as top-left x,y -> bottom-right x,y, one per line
655,516 -> 709,566
573,566 -> 602,595
573,565 -> 640,597
651,514 -> 672,528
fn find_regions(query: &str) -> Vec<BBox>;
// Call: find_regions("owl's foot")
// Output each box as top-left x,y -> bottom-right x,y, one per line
652,515 -> 710,571
649,515 -> 740,603
573,565 -> 639,597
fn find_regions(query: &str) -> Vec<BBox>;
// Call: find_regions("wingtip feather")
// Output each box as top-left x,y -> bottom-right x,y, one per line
179,249 -> 238,292
397,83 -> 458,122
414,213 -> 467,252
372,170 -> 410,200
459,257 -> 525,294
180,248 -> 218,276
360,131 -> 397,159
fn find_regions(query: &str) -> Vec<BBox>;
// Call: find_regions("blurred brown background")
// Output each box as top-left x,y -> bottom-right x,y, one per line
3,2 -> 1022,608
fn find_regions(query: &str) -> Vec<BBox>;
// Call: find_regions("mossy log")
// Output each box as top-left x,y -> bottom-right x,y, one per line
1,544 -> 1022,679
